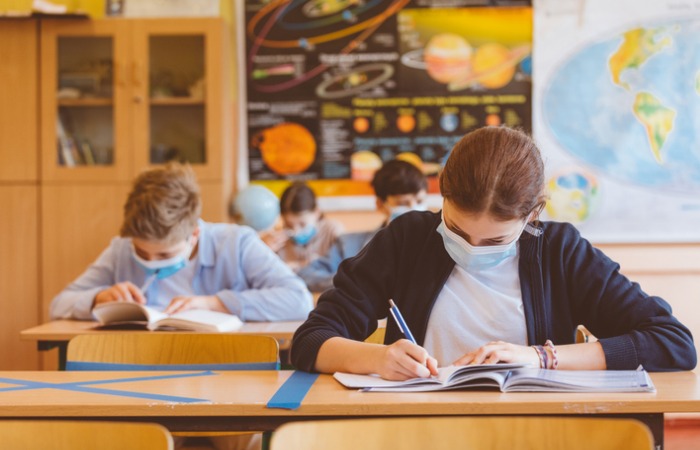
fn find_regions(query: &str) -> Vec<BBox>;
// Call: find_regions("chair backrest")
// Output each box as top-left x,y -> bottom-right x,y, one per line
1,420 -> 173,450
66,333 -> 279,371
270,416 -> 654,450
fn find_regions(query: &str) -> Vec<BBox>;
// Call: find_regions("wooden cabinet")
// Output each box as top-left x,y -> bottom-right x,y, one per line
0,19 -> 40,369
40,18 -> 229,185
38,18 -> 232,332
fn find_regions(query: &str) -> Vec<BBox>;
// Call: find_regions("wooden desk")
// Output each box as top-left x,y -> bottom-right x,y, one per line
0,370 -> 699,445
20,320 -> 303,369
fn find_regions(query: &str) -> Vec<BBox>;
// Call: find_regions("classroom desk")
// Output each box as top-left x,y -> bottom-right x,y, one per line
0,370 -> 698,447
20,320 -> 303,369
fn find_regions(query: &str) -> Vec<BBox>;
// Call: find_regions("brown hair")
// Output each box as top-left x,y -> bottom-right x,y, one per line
371,159 -> 428,201
120,162 -> 202,244
280,182 -> 317,214
439,126 -> 546,221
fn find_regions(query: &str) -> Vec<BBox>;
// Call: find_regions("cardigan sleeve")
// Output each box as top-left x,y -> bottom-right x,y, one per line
557,224 -> 696,371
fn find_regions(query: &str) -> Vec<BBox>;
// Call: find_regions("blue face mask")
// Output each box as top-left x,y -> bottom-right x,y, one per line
436,218 -> 525,271
291,225 -> 317,246
131,240 -> 193,279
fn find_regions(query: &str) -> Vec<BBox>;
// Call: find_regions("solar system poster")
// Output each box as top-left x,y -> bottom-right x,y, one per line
243,1 -> 533,204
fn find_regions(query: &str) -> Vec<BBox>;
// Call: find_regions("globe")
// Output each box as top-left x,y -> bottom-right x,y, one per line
231,185 -> 280,231
545,169 -> 600,224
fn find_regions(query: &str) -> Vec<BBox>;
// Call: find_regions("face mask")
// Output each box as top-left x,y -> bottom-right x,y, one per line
131,238 -> 194,279
291,225 -> 317,246
436,217 -> 526,271
389,204 -> 427,222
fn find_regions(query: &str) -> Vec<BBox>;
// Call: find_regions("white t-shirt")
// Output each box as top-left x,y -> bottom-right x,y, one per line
423,251 -> 527,367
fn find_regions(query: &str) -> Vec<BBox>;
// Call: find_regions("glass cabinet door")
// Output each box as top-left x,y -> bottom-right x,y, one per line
132,19 -> 224,181
41,20 -> 132,182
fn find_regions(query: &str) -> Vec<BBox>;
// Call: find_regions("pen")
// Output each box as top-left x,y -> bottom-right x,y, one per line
141,273 -> 157,295
389,299 -> 416,344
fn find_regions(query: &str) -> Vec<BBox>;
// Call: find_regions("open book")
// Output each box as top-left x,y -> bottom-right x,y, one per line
92,302 -> 243,332
334,364 -> 656,393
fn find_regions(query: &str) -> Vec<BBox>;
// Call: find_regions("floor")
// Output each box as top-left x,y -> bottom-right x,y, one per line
665,418 -> 700,450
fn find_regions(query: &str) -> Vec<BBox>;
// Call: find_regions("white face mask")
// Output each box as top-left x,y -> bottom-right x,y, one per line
436,214 -> 527,271
131,238 -> 194,279
389,203 -> 427,222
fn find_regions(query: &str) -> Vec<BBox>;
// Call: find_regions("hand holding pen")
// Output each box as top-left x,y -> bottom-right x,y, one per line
385,300 -> 438,379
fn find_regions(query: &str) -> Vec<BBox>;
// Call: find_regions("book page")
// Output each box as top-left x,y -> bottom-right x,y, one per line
93,302 -> 166,327
504,369 -> 656,392
153,309 -> 243,332
333,372 -> 443,390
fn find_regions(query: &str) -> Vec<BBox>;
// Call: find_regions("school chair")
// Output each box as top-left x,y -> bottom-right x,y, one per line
66,333 -> 280,449
1,420 -> 173,450
269,416 -> 654,450
364,326 -> 386,344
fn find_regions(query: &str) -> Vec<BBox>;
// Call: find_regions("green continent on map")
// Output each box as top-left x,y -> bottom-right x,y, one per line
608,28 -> 671,90
696,70 -> 700,95
632,92 -> 676,164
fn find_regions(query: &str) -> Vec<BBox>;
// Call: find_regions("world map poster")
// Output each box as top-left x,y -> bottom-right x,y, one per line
534,0 -> 700,242
242,1 -> 532,207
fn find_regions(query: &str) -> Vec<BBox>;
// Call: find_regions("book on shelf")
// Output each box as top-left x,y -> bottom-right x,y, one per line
56,116 -> 76,167
333,364 -> 656,393
92,302 -> 243,332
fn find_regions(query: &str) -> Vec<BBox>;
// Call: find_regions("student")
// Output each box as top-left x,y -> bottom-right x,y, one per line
298,160 -> 428,292
291,126 -> 696,380
261,181 -> 343,272
50,163 -> 313,323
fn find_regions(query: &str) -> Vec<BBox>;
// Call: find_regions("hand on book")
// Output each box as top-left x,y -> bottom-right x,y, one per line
164,295 -> 228,315
378,339 -> 439,381
94,282 -> 147,307
452,340 -> 540,368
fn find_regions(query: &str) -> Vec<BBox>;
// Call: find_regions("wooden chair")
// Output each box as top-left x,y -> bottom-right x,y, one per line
1,420 -> 173,450
66,333 -> 279,370
269,416 -> 654,450
66,333 -> 280,448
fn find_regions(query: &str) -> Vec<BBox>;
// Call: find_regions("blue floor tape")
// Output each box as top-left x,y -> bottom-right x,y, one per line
266,371 -> 319,410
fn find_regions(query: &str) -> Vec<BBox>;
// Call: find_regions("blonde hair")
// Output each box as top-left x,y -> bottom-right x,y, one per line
120,162 -> 202,244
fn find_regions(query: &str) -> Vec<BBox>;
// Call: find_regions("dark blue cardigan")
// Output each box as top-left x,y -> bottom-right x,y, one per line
291,211 -> 696,372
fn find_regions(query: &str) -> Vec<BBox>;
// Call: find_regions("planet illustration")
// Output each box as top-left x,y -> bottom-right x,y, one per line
396,114 -> 416,133
440,113 -> 459,132
401,41 -> 531,92
252,123 -> 316,175
423,33 -> 473,84
395,152 -> 442,176
354,117 -> 370,133
351,150 -> 383,181
545,168 -> 600,224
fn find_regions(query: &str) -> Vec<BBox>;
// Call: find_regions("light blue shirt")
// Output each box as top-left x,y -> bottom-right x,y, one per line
50,220 -> 314,322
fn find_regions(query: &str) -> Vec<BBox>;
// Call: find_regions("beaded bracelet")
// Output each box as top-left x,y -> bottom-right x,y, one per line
544,339 -> 559,370
531,345 -> 548,369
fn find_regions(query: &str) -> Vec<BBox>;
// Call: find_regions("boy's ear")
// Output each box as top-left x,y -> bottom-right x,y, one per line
192,226 -> 201,240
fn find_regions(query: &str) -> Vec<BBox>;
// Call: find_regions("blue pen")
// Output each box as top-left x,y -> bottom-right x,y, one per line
389,299 -> 416,344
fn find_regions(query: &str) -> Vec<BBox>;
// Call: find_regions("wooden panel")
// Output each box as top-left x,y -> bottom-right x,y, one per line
200,181 -> 226,222
41,184 -> 129,321
0,19 -> 38,182
0,186 -> 39,369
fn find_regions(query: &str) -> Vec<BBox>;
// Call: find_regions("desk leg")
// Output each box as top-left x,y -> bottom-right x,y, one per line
37,341 -> 68,371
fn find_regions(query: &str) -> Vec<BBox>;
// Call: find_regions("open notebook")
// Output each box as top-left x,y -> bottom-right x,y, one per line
334,364 -> 656,393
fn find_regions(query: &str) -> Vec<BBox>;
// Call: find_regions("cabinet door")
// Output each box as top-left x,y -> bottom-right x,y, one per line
40,20 -> 132,182
41,184 -> 129,320
0,19 -> 38,182
131,18 -> 226,182
0,186 -> 40,369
